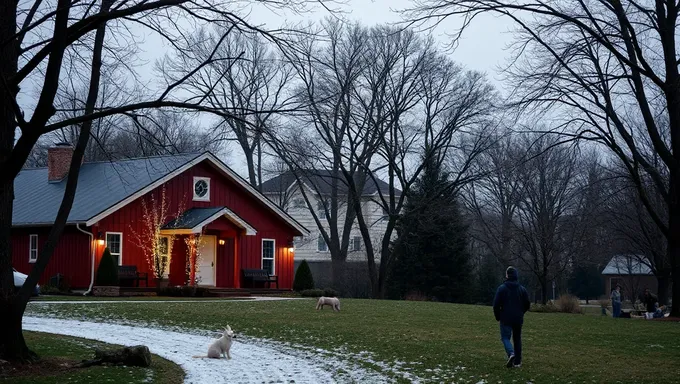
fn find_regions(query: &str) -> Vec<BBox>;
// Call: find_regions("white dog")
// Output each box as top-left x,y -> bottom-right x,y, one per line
193,326 -> 235,359
316,296 -> 341,311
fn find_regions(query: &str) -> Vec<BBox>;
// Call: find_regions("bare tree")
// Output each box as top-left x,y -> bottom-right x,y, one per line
0,0 -> 337,361
345,34 -> 496,298
264,20 -> 378,289
164,29 -> 294,189
512,136 -> 584,303
406,0 -> 680,315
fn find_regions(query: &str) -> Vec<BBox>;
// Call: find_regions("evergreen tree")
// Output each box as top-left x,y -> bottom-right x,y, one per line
568,264 -> 604,303
96,247 -> 119,286
387,152 -> 472,302
293,260 -> 315,291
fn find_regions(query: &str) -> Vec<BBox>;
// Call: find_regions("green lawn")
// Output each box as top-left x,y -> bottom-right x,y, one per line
26,299 -> 680,383
3,332 -> 184,384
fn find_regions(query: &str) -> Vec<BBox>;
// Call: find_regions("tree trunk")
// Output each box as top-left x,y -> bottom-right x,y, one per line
540,280 -> 548,305
0,297 -> 35,361
656,273 -> 671,306
331,258 -> 345,293
669,171 -> 680,317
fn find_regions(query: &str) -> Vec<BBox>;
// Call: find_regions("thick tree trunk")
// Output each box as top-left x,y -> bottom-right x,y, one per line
656,273 -> 671,306
669,171 -> 680,317
540,280 -> 548,305
0,0 -> 26,361
331,258 -> 345,293
0,297 -> 35,361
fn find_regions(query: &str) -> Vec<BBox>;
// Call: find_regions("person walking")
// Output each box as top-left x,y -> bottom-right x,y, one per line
493,266 -> 531,368
611,285 -> 622,318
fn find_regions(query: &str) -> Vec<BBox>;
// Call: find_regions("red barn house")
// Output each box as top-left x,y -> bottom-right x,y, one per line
11,145 -> 308,291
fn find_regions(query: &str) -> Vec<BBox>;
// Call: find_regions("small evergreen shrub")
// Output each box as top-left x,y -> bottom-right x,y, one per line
96,247 -> 119,286
323,288 -> 339,297
293,260 -> 315,292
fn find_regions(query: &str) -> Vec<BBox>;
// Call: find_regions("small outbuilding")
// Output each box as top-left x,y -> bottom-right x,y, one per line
601,255 -> 657,301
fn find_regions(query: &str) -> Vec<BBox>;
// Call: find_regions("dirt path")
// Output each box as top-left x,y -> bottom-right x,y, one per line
23,316 -> 389,384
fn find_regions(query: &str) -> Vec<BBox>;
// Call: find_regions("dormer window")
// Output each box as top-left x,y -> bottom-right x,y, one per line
193,177 -> 210,201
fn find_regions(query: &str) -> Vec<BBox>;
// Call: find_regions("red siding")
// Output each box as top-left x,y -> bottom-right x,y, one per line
11,226 -> 92,288
94,160 -> 299,289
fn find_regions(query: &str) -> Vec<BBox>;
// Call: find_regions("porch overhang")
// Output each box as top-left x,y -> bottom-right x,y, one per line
161,207 -> 257,236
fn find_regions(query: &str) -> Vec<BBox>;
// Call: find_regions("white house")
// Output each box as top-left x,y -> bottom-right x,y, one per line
260,170 -> 395,263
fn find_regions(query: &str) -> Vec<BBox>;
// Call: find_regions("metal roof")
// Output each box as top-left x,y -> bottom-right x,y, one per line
601,255 -> 653,276
162,207 -> 257,235
13,153 -> 201,226
163,207 -> 225,229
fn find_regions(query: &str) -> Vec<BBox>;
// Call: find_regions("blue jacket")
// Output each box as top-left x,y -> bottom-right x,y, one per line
493,274 -> 530,325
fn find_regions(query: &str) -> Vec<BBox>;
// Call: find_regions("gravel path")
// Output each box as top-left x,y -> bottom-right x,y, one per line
23,316 -> 388,384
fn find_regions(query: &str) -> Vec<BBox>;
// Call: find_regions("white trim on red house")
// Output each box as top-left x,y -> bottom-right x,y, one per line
261,238 -> 275,275
29,234 -> 38,263
105,231 -> 124,266
84,153 -> 309,236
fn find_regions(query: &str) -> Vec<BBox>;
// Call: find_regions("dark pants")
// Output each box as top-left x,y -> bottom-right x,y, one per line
500,323 -> 523,365
612,302 -> 621,318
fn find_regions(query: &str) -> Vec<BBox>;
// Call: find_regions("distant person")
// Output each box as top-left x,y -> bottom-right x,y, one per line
493,266 -> 531,368
641,289 -> 658,319
610,285 -> 622,318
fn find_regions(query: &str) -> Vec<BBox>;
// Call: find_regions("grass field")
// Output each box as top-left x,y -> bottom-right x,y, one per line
3,331 -> 184,384
26,299 -> 680,383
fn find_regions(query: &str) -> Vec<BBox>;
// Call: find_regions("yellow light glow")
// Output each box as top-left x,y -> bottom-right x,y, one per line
288,247 -> 295,253
97,239 -> 105,246
218,239 -> 225,245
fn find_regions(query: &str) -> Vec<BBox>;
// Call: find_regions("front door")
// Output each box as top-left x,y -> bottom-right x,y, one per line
197,235 -> 216,286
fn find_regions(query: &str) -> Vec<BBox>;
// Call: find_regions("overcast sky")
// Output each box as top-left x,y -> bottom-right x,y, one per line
20,1 -> 517,175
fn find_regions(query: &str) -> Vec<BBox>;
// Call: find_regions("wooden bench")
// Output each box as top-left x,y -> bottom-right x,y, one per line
118,266 -> 148,287
241,269 -> 278,289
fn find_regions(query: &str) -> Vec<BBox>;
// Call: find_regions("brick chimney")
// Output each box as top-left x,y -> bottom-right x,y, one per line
47,142 -> 74,182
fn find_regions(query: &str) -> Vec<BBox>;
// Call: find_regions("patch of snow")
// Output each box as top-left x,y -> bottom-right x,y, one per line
23,316 -> 389,384
28,297 -> 302,305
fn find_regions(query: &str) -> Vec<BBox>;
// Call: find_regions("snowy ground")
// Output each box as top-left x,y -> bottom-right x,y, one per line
29,296 -> 302,305
23,316 -> 391,384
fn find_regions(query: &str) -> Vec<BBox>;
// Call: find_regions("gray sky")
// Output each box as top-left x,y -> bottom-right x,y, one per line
20,1 -> 516,175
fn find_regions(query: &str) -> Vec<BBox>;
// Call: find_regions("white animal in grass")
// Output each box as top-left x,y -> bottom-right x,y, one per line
193,326 -> 235,359
316,296 -> 341,311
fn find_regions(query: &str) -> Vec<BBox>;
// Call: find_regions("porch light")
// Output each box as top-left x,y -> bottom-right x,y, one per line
97,232 -> 105,246
218,239 -> 225,245
288,240 -> 295,253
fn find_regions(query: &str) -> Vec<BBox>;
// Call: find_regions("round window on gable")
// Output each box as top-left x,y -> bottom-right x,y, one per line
193,177 -> 210,201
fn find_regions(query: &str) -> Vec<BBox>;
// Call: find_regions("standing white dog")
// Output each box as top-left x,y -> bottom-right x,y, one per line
193,326 -> 235,359
316,296 -> 341,311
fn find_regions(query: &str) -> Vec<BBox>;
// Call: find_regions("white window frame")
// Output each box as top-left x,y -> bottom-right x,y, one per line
158,236 -> 171,277
352,236 -> 362,252
105,232 -> 123,266
317,201 -> 327,220
261,239 -> 276,275
193,176 -> 211,202
29,234 -> 38,263
317,234 -> 328,252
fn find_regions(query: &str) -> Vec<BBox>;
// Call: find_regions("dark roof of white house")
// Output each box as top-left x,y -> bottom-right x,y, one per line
259,169 -> 398,196
601,255 -> 653,276
13,153 -> 200,226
